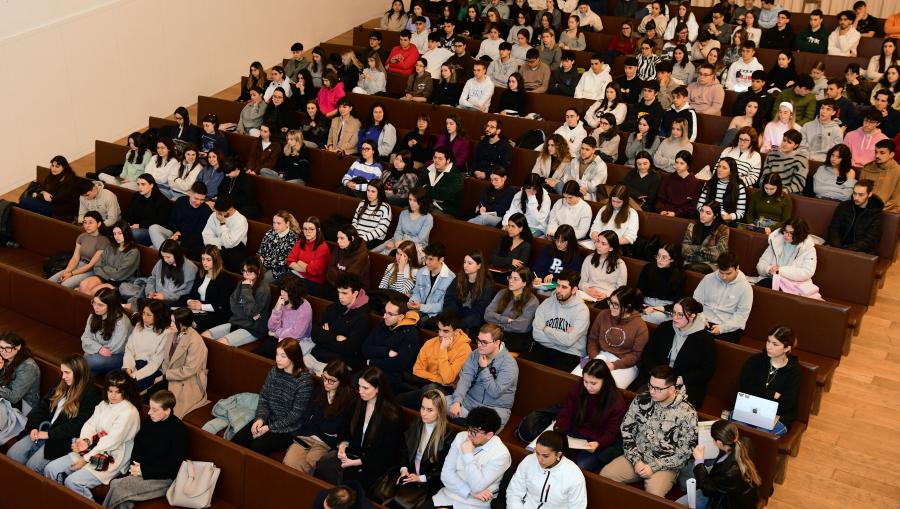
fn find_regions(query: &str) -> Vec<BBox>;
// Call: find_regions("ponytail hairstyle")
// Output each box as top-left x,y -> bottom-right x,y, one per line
710,420 -> 761,487
274,210 -> 301,235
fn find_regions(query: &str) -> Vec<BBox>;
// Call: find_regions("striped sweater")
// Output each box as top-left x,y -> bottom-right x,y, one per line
255,368 -> 314,434
341,160 -> 383,191
351,202 -> 393,242
697,179 -> 747,221
717,147 -> 762,187
760,150 -> 809,194
378,263 -> 418,295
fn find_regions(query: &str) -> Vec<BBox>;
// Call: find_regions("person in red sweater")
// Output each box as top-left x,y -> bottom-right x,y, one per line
386,30 -> 420,76
552,359 -> 626,472
286,216 -> 331,295
606,21 -> 639,63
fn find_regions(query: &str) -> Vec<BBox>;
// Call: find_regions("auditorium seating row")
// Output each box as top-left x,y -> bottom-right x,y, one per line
0,207 -> 819,501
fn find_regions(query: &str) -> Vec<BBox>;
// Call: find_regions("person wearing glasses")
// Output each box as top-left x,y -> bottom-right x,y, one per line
431,406 -> 511,509
0,332 -> 39,442
361,296 -> 421,393
447,324 -> 518,429
639,297 -> 715,408
201,256 -> 271,348
585,286 -> 648,389
687,63 -> 725,116
600,365 -> 698,497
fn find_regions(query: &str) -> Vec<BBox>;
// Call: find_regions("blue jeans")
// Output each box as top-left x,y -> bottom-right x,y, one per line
7,437 -> 52,474
18,197 -> 54,217
44,453 -> 102,499
49,261 -> 94,289
85,352 -> 124,375
570,434 -> 622,472
131,227 -> 152,246
677,490 -> 710,509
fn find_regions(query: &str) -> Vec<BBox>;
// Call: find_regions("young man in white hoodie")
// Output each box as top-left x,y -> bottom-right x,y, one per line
432,407 -> 512,509
552,108 -> 588,155
574,53 -> 611,101
692,253 -> 753,343
506,430 -> 587,509
801,99 -> 845,162
422,33 -> 452,78
724,40 -> 764,92
458,61 -> 494,113
527,269 -> 591,371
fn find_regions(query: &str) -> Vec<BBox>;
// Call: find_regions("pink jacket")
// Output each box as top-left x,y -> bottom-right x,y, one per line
316,82 -> 346,116
844,127 -> 888,168
687,80 -> 725,116
268,300 -> 313,340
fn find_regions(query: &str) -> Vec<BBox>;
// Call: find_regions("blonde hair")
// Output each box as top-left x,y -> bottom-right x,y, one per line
343,51 -> 363,70
367,53 -> 386,73
284,130 -> 304,156
670,118 -> 691,146
421,389 -> 449,462
275,210 -> 301,235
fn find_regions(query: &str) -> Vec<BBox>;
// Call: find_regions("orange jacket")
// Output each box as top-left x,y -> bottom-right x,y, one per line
411,330 -> 472,386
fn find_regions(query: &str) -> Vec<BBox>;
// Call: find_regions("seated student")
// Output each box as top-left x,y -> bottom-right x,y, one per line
747,174 -> 793,234
255,211 -> 301,285
43,369 -> 141,499
580,230 -> 627,304
142,308 -> 208,419
7,354 -> 99,474
698,158 -> 748,223
0,333 -> 38,442
377,240 -> 421,298
423,147 -> 465,218
78,221 -> 141,295
639,244 -> 686,324
254,274 -> 314,360
201,195 -> 249,273
592,113 -> 621,163
144,139 -> 180,194
532,134 -> 573,192
738,325 -> 800,436
432,64 -> 464,107
626,82 -> 663,135
282,359 -> 355,475
693,253 -> 753,343
861,139 -> 900,212
471,120 -> 513,180
286,216 -> 331,295
458,61 -> 494,113
519,49 -> 552,95
844,108 -> 889,169
101,389 -> 189,509
317,72 -> 346,120
585,286 -> 649,389
814,144 -> 858,201
546,182 -> 592,242
469,168 -> 515,228
398,117 -> 434,170
623,151 -> 662,212
315,367 -> 403,499
640,297 -> 716,408
376,188 -> 433,256
48,212 -> 110,290
718,126 -> 763,188
82,289 -> 133,375
552,108 -> 589,157
265,88 -> 301,142
528,269 -> 591,371
574,53 -> 612,102
350,182 -> 393,251
484,266 -> 540,353
434,114 -> 472,173
339,140 -> 384,198
476,23 -> 504,61
771,75 -> 817,127
756,218 -> 820,299
161,107 -> 202,149
232,339 -> 314,454
447,324 -> 518,429
432,406 -> 512,508
600,365 -> 698,497
503,174 -> 551,237
352,54 -> 388,96
122,174 -> 173,246
687,63 -> 725,116
197,114 -> 230,160
97,133 -> 152,190
586,83 -> 628,130
386,30 -> 420,76
562,137 -> 608,202
326,224 -> 370,294
269,129 -> 311,184
381,151 -> 421,207
653,151 -> 701,217
581,185 -> 639,250
307,273 -> 371,373
678,420 -> 762,509
357,103 -> 397,159
682,199 -> 730,275
409,243 -> 456,321
759,129 -> 809,195
547,50 -> 579,97
326,98 -> 361,155
801,99 -> 844,164
149,182 -> 211,258
391,389 -> 454,508
177,245 -> 234,333
396,312 -> 471,406
201,256 -> 271,348
828,179 -> 884,254
215,158 -> 259,220
507,430 -> 588,509
654,118 -> 693,174
121,300 -> 173,393
122,240 -> 195,312
362,296 -> 421,393
405,57 -> 435,102
245,124 -> 282,177
490,214 -> 533,278
78,179 -> 120,227
442,251 -> 495,332
614,57 -> 643,106
828,10 -> 861,56
196,150 -> 224,200
532,224 -> 583,288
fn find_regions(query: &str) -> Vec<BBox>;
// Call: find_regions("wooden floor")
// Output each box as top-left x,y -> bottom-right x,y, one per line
7,24 -> 900,509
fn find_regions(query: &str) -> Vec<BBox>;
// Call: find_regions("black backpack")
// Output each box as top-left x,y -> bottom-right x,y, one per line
0,200 -> 14,242
516,129 -> 546,150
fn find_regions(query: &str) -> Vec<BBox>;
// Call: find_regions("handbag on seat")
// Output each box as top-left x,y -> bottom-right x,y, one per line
166,460 -> 221,509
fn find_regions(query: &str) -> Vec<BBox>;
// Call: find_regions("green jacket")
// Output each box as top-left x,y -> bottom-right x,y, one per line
773,89 -> 817,125
424,165 -> 464,218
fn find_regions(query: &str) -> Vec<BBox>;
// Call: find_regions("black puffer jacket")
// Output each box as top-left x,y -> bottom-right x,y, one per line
827,194 -> 884,255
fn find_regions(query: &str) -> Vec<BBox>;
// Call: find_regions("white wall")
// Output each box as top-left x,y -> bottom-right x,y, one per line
0,0 -> 383,193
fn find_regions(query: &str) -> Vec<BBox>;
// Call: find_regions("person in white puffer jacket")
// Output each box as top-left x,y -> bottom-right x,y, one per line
755,218 -> 820,299
545,181 -> 592,239
506,430 -> 587,509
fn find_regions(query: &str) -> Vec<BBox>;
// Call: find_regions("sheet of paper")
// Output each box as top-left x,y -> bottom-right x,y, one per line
698,420 -> 719,460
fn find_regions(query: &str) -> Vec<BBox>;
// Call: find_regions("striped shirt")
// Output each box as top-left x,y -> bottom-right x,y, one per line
760,150 -> 810,194
351,201 -> 393,242
698,179 -> 748,221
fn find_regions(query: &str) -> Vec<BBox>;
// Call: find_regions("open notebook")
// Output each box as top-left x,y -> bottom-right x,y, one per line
525,420 -> 593,451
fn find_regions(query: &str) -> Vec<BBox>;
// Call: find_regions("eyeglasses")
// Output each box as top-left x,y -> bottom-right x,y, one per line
739,137 -> 752,142
383,311 -> 401,317
467,427 -> 487,435
648,384 -> 674,393
322,375 -> 339,384
476,339 -> 497,346
0,346 -> 15,352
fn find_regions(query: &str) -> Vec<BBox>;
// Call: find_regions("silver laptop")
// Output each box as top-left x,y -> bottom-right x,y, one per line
732,392 -> 779,430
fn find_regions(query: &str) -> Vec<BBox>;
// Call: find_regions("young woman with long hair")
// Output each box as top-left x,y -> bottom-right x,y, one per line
282,359 -> 356,474
698,157 -> 747,223
747,173 -> 793,234
443,250 -> 496,332
43,369 -> 141,497
683,201 -> 730,274
375,185 -> 432,255
202,256 -> 271,347
352,54 -> 388,96
238,61 -> 269,102
233,339 -> 315,454
121,300 -> 173,392
656,150 -> 702,218
768,50 -> 797,93
593,113 -> 621,163
258,210 -> 301,284
325,224 -> 371,295
484,265 -> 540,352
352,180 -> 394,249
761,102 -> 802,154
470,167 -> 515,227
582,184 -> 639,249
400,115 -> 435,167
679,420 -> 761,508
871,65 -> 900,109
97,133 -> 151,189
580,230 -> 627,304
623,150 -> 662,212
165,144 -> 204,199
490,212 -> 534,278
719,125 -> 763,187
155,307 -> 209,417
738,325 -> 800,436
122,239 -> 197,310
145,138 -> 180,193
0,332 -> 39,441
254,274 -> 314,360
77,220 -> 140,296
638,244 -> 686,324
378,240 -> 422,296
654,118 -> 693,173
586,83 -> 628,129
179,245 -> 235,332
286,216 -> 332,295
531,133 -> 572,193
624,116 -> 661,166
358,102 -> 397,158
433,113 -> 471,170
725,98 -> 765,144
82,289 -> 133,375
586,286 -> 648,388
532,223 -> 582,289
503,173 -> 552,236
866,38 -> 900,82
7,354 -> 100,473
431,64 -> 463,107
48,211 -> 110,289
392,388 -> 453,508
813,144 -> 857,201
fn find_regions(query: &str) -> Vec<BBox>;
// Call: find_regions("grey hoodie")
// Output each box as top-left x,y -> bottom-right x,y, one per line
531,293 -> 591,357
692,270 -> 754,333
78,181 -> 121,227
801,117 -> 844,162
669,312 -> 708,365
